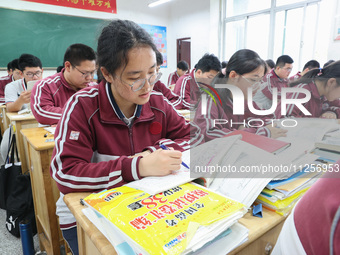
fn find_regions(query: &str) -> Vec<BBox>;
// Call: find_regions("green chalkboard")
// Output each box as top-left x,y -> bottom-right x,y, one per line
0,8 -> 109,67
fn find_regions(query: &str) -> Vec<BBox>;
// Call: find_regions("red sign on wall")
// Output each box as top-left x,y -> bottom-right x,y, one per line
23,0 -> 117,14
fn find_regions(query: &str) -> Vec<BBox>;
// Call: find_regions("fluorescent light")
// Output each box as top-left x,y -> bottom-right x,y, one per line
148,0 -> 172,8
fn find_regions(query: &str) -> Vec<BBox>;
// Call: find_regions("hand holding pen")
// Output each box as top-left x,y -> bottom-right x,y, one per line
159,144 -> 189,169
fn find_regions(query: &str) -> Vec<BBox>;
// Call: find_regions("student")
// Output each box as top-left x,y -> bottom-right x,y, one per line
5,54 -> 43,112
289,60 -> 320,82
323,60 -> 335,68
272,168 -> 340,255
50,19 -> 192,255
253,55 -> 294,110
194,49 -> 286,141
174,54 -> 221,110
0,59 -> 23,104
10,59 -> 23,82
31,43 -> 96,125
265,59 -> 275,70
6,60 -> 12,76
167,60 -> 189,87
153,51 -> 182,106
273,61 -> 340,119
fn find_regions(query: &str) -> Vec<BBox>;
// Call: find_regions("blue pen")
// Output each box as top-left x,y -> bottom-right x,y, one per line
159,144 -> 190,169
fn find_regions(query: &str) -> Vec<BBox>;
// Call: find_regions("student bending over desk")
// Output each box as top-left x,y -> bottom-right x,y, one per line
31,43 -> 97,125
50,19 -> 195,255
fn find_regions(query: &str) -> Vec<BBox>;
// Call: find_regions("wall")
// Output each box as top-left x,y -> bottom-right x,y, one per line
328,0 -> 340,61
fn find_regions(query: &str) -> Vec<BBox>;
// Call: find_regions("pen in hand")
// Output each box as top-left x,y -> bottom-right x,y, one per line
159,144 -> 190,169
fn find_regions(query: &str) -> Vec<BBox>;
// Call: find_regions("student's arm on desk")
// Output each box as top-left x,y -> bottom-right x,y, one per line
6,91 -> 31,112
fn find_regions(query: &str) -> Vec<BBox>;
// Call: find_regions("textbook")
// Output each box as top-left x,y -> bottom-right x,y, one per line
224,130 -> 291,154
315,129 -> 340,152
83,183 -> 247,255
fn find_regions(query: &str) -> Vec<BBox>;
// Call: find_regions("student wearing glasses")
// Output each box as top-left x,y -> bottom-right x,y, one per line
193,49 -> 287,141
50,19 -> 192,254
253,55 -> 294,110
31,43 -> 96,125
5,54 -> 43,112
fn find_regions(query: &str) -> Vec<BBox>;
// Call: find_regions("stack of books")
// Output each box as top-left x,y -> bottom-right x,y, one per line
83,183 -> 249,255
256,169 -> 322,216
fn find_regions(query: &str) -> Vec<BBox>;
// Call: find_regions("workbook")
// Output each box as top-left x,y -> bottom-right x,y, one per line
83,183 -> 247,255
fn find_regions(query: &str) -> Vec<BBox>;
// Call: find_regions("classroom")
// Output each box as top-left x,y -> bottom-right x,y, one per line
0,0 -> 339,254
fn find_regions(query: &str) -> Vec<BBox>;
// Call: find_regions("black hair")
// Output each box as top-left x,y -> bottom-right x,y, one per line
64,43 -> 96,67
7,61 -> 12,72
225,49 -> 267,77
10,59 -> 20,71
303,60 -> 320,71
97,19 -> 157,78
177,60 -> 189,71
195,54 -> 221,73
18,54 -> 42,71
56,65 -> 64,73
275,55 -> 294,68
155,50 -> 163,66
290,60 -> 340,87
265,59 -> 275,69
221,61 -> 228,69
323,60 -> 335,68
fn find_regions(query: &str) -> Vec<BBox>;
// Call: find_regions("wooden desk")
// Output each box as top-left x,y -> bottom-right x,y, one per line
21,127 -> 66,255
0,104 -> 9,134
7,112 -> 38,173
64,193 -> 286,255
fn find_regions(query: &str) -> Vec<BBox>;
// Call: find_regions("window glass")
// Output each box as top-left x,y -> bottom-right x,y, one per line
224,19 -> 245,61
276,0 -> 305,7
226,0 -> 271,17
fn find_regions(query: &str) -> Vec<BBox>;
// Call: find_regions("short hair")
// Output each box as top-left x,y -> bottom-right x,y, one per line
64,43 -> 96,67
11,59 -> 20,70
303,60 -> 320,71
97,19 -> 157,77
221,61 -> 228,69
7,61 -> 12,72
265,59 -> 275,69
275,55 -> 294,68
195,54 -> 221,73
18,54 -> 42,71
56,65 -> 64,73
177,60 -> 189,71
323,60 -> 335,68
156,50 -> 163,66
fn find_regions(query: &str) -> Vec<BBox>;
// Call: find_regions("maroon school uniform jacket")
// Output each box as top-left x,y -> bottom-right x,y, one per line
153,80 -> 181,106
167,71 -> 179,87
173,69 -> 201,110
50,81 -> 192,229
294,169 -> 340,255
289,71 -> 302,82
194,93 -> 271,142
31,69 -> 92,125
0,75 -> 13,103
273,81 -> 340,119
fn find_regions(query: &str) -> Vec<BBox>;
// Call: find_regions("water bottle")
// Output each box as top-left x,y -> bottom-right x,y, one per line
19,219 -> 35,255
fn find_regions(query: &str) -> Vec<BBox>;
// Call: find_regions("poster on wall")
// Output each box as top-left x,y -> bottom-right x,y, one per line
139,24 -> 167,68
22,0 -> 117,14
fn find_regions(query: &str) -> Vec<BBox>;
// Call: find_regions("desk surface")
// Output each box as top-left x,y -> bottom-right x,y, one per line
64,192 -> 286,255
7,112 -> 36,121
21,127 -> 55,151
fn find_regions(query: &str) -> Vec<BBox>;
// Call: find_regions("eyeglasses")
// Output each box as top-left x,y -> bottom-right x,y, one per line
73,65 -> 96,78
25,71 -> 42,78
282,67 -> 292,72
122,72 -> 162,92
241,75 -> 262,90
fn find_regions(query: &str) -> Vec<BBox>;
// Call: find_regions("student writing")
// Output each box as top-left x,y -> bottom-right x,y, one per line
49,19 -> 193,255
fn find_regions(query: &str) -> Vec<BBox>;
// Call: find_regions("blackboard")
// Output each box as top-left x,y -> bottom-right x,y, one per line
0,8 -> 109,67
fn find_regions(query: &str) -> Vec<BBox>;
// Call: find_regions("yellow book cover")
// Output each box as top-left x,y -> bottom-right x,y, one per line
84,183 -> 246,255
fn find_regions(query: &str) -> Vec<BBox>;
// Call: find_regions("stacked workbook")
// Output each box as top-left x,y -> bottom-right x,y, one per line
83,183 -> 248,255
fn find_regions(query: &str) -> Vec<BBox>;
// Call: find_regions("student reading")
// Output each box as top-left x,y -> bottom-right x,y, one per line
273,60 -> 340,119
50,19 -> 192,255
31,43 -> 96,125
193,49 -> 287,141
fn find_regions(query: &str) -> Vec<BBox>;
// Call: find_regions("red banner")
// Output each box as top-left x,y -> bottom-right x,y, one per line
23,0 -> 117,14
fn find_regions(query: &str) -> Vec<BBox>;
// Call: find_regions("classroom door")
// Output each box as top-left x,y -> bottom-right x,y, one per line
177,37 -> 191,70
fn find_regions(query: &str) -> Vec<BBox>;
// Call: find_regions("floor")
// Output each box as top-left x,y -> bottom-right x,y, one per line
0,208 -> 42,255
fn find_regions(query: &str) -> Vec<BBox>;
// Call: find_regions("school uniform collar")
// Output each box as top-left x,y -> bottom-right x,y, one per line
98,81 -> 154,123
272,69 -> 288,83
22,78 -> 27,90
